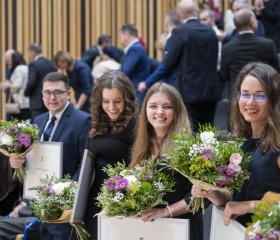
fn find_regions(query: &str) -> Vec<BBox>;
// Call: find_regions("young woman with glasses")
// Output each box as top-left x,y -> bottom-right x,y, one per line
192,62 -> 280,227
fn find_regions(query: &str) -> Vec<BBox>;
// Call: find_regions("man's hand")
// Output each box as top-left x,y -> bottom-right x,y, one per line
138,82 -> 147,92
9,203 -> 26,218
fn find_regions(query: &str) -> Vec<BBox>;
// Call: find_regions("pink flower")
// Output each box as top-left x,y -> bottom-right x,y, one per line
229,153 -> 242,172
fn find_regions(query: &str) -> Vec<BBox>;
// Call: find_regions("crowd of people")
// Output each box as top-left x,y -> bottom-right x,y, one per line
0,0 -> 280,239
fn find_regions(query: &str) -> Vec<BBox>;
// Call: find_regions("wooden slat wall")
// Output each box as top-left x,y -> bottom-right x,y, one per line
1,0 -> 228,119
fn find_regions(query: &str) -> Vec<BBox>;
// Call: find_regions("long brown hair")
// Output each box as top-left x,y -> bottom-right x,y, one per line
130,83 -> 191,167
230,62 -> 280,152
89,70 -> 138,138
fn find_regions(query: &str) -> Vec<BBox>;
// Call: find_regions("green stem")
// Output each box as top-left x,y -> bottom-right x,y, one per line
13,166 -> 26,183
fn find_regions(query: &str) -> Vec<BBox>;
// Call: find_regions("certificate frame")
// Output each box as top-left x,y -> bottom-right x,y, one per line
70,149 -> 95,223
23,142 -> 63,199
210,206 -> 246,240
98,216 -> 189,240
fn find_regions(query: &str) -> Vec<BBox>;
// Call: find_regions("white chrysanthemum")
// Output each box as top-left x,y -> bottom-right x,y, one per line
17,123 -> 27,128
52,182 -> 72,195
112,192 -> 124,202
0,134 -> 13,146
123,175 -> 139,187
119,170 -> 131,176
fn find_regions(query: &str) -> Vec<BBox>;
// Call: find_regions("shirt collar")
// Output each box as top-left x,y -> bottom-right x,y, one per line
124,39 -> 139,54
239,30 -> 254,35
48,101 -> 69,121
34,54 -> 43,61
96,45 -> 103,55
183,16 -> 198,23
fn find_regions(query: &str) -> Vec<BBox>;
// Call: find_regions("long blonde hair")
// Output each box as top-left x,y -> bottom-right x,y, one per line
130,83 -> 191,167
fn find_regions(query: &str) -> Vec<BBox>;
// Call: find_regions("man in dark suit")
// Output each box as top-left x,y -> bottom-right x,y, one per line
138,11 -> 180,92
221,8 -> 280,85
24,44 -> 57,120
0,72 -> 91,240
82,35 -> 124,69
119,23 -> 150,105
163,0 -> 221,132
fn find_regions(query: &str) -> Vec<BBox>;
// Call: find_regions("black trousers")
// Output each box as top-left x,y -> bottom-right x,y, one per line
40,222 -> 78,240
185,101 -> 218,132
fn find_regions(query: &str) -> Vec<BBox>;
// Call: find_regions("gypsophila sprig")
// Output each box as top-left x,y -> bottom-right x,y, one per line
30,174 -> 90,240
96,159 -> 175,217
247,192 -> 280,240
161,124 -> 251,214
0,118 -> 39,182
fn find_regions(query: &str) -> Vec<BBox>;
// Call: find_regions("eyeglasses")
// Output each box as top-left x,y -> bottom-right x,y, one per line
42,90 -> 68,98
237,92 -> 267,104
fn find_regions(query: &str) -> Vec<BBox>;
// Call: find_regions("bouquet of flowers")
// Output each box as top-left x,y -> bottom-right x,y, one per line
162,124 -> 251,214
30,174 -> 90,240
96,159 -> 175,217
247,192 -> 280,240
0,119 -> 39,182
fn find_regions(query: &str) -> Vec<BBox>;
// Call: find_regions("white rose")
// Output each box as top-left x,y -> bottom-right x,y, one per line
51,182 -> 71,195
0,134 -> 13,146
200,131 -> 215,143
123,175 -> 138,187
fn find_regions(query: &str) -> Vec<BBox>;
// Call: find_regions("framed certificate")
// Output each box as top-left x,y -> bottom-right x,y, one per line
98,216 -> 189,240
23,142 -> 63,199
210,206 -> 245,240
70,149 -> 95,223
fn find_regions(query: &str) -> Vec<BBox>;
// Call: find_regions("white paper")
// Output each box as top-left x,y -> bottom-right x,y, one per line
210,206 -> 246,240
23,142 -> 63,199
98,216 -> 189,240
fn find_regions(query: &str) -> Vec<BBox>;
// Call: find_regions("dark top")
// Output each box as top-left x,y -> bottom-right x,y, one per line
157,166 -> 203,240
234,138 -> 280,226
83,118 -> 136,240
67,60 -> 93,113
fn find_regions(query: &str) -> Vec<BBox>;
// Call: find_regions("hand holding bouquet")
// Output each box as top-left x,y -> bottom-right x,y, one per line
30,174 -> 90,240
96,159 -> 175,217
0,119 -> 39,182
162,124 -> 251,214
247,192 -> 280,240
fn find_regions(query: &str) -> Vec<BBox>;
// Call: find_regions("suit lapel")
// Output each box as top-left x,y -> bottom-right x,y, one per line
51,104 -> 73,142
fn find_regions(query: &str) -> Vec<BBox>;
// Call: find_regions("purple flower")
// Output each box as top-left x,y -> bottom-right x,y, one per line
105,176 -> 121,191
249,235 -> 262,240
200,148 -> 213,159
144,171 -> 153,180
16,134 -> 31,148
115,178 -> 129,190
0,130 -> 4,136
217,165 -> 234,187
46,186 -> 55,196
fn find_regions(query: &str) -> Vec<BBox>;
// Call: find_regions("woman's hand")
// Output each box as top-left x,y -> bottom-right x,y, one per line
9,157 -> 25,168
0,80 -> 11,90
191,185 -> 209,198
141,208 -> 165,222
223,201 -> 255,226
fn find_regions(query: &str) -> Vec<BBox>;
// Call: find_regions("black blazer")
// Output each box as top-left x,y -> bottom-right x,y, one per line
24,57 -> 56,111
221,33 -> 280,82
164,19 -> 221,103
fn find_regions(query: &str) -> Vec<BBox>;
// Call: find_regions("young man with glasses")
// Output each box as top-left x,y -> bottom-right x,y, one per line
0,72 -> 91,240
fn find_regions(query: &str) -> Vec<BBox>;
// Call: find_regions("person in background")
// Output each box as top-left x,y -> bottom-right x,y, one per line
131,82 -> 204,240
54,50 -> 93,113
0,72 -> 91,240
119,23 -> 150,105
24,43 -> 57,120
82,35 -> 124,69
0,51 -> 31,120
83,71 -> 138,240
254,0 -> 280,52
138,11 -> 180,92
192,62 -> 280,227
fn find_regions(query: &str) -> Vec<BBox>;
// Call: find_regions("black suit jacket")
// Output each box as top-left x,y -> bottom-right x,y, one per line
82,45 -> 100,68
164,19 -> 221,103
221,33 -> 280,82
24,57 -> 56,111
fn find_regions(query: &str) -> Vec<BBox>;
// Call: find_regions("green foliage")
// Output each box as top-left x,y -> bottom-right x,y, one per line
96,159 -> 175,217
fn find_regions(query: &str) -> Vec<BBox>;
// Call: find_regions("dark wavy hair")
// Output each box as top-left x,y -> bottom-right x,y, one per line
230,62 -> 280,152
89,70 -> 138,138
